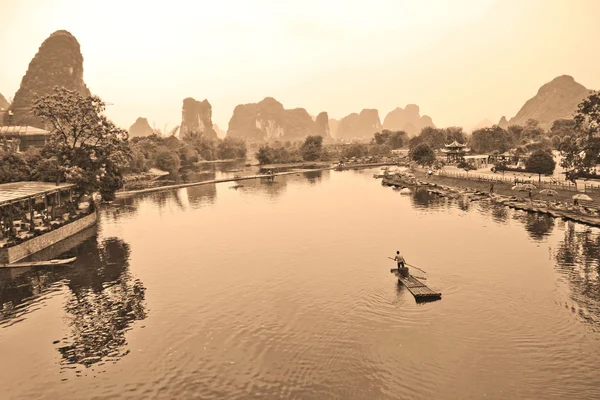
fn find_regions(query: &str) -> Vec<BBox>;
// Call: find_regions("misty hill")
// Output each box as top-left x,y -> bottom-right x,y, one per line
180,98 -> 218,140
506,75 -> 592,129
5,30 -> 91,128
227,97 -> 329,142
382,104 -> 435,136
336,109 -> 382,140
129,117 -> 154,138
0,93 -> 9,111
470,118 -> 494,132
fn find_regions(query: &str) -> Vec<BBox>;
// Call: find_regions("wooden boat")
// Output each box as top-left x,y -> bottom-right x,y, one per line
390,268 -> 441,302
1,256 -> 77,269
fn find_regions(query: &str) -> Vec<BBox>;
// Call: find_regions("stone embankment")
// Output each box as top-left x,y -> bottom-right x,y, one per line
382,171 -> 600,229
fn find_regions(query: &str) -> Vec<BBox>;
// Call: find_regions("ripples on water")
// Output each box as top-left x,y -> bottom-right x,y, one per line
2,168 -> 600,399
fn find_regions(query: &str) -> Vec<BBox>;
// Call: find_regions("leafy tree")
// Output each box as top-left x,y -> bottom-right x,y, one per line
457,159 -> 476,175
300,135 -> 323,161
521,119 -> 545,140
409,143 -> 436,167
470,126 -> 514,153
372,130 -> 406,149
525,149 -> 556,183
444,127 -> 467,144
155,148 -> 181,174
559,91 -> 600,182
217,137 -> 247,159
0,152 -> 31,183
32,86 -> 131,200
256,145 -> 274,165
341,143 -> 369,159
549,119 -> 578,138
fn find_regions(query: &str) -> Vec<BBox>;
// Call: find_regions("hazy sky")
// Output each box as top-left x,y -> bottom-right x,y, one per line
1,0 -> 599,133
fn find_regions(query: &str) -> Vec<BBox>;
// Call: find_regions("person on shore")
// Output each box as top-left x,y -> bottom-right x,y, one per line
490,183 -> 494,194
394,250 -> 406,269
528,189 -> 532,200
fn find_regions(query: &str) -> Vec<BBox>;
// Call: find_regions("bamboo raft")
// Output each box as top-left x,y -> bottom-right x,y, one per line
390,268 -> 442,302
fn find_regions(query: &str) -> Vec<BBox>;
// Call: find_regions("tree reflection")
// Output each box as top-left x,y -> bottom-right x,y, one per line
0,232 -> 147,368
555,222 -> 600,327
186,184 -> 217,208
57,237 -> 146,367
521,213 -> 555,241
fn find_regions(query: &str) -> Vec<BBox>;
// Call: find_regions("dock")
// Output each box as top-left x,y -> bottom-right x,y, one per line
390,268 -> 442,302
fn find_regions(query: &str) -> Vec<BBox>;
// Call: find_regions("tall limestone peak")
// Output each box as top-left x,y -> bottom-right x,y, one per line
180,97 -> 218,140
8,30 -> 91,128
315,112 -> 331,139
336,109 -> 382,140
508,75 -> 592,129
498,116 -> 509,129
382,104 -> 435,136
129,117 -> 154,138
227,97 -> 323,142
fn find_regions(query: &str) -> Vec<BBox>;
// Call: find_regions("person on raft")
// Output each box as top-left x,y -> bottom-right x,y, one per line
394,250 -> 406,269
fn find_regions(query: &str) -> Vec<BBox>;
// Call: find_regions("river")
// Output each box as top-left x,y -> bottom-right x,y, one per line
1,168 -> 600,400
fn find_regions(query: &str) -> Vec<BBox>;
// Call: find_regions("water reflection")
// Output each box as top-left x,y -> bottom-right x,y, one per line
519,212 -> 555,241
410,188 -> 449,210
555,222 -> 600,326
58,238 -> 146,368
185,184 -> 217,208
0,231 -> 146,369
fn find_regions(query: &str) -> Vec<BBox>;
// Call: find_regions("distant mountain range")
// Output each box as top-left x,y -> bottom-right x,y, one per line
2,30 -> 594,140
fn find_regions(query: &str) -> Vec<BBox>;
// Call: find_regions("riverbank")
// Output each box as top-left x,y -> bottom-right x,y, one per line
115,168 -> 334,198
382,169 -> 600,229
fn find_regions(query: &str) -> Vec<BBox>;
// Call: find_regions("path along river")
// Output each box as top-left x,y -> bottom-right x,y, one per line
1,168 -> 600,400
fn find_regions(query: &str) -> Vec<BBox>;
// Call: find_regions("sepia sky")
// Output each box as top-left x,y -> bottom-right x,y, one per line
0,0 -> 599,133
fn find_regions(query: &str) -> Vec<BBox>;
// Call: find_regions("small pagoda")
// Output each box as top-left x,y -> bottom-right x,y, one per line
442,141 -> 468,162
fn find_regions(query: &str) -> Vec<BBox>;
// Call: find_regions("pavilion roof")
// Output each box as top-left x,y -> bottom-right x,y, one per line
0,181 -> 75,207
445,141 -> 466,148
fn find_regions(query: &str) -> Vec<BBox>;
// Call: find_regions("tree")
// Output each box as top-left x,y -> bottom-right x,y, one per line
470,126 -> 514,153
559,91 -> 600,182
256,145 -> 274,165
341,143 -> 368,159
372,130 -> 406,149
526,150 -> 556,183
155,148 -> 181,174
457,159 -> 476,175
409,143 -> 436,168
0,152 -> 31,183
32,86 -> 131,200
300,135 -> 323,161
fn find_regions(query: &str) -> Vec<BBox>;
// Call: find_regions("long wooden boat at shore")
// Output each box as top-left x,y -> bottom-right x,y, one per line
1,257 -> 77,269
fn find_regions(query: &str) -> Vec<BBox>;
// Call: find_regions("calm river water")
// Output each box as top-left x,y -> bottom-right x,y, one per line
1,168 -> 600,400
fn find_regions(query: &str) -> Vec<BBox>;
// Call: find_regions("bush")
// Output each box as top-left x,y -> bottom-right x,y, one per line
300,135 -> 323,161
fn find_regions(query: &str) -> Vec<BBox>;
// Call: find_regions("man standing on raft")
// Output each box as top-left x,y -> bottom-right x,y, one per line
394,250 -> 406,269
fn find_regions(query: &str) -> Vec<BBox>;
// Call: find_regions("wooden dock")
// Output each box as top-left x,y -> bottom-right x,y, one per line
390,268 -> 441,302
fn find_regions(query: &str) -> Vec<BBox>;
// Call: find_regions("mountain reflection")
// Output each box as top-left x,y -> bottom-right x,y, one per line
555,222 -> 600,327
0,232 -> 146,368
